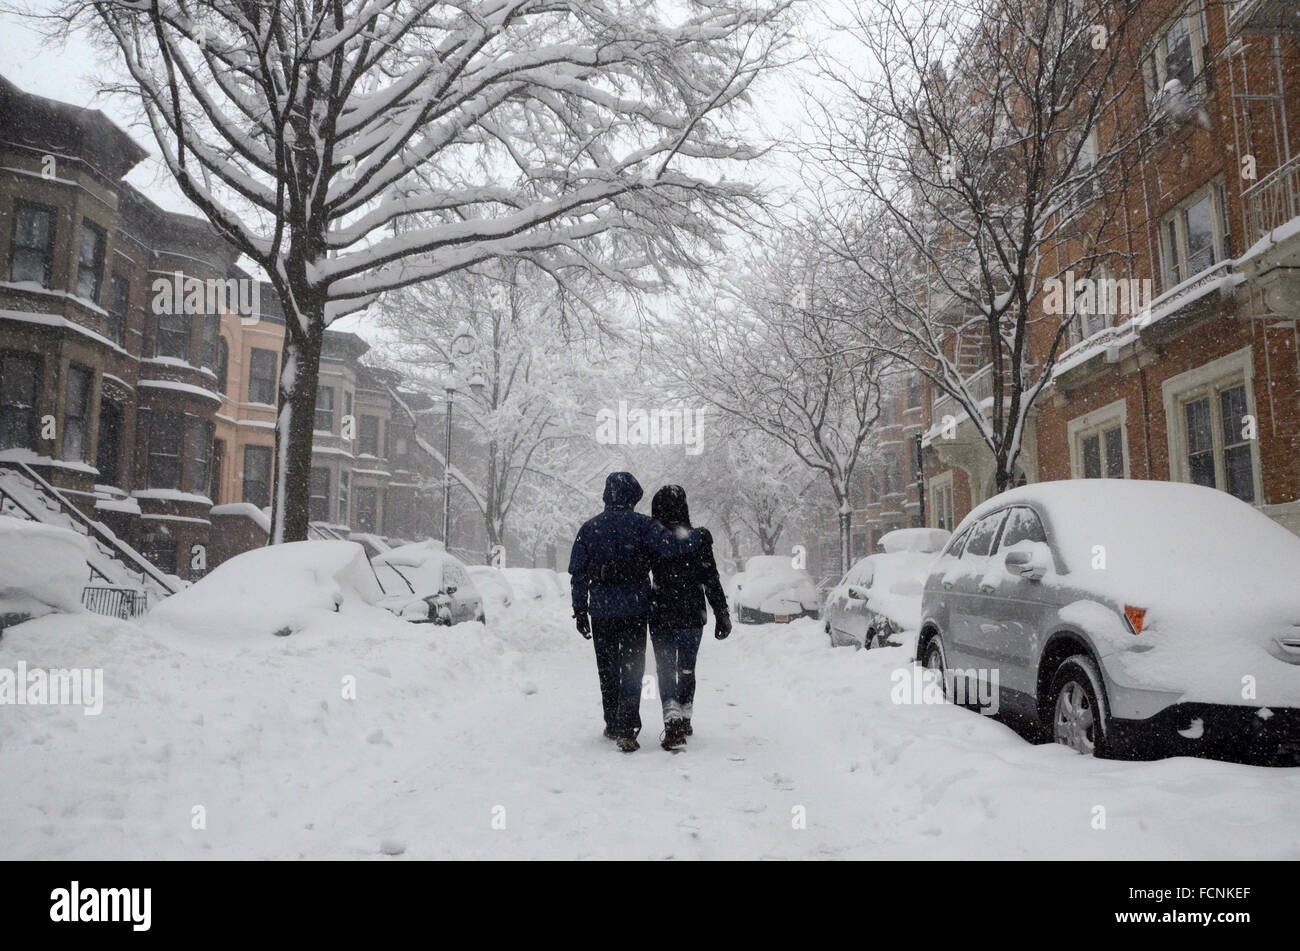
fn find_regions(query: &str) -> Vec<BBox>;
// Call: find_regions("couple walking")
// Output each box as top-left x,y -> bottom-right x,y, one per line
568,472 -> 731,752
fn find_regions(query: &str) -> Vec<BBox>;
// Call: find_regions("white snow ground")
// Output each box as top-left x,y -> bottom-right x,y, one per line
2,595 -> 1298,860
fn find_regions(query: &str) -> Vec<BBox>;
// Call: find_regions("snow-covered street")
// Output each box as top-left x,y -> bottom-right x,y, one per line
3,593 -> 1297,861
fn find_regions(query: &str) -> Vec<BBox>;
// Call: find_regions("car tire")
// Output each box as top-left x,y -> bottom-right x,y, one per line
865,628 -> 877,650
922,633 -> 948,700
1049,656 -> 1109,758
825,621 -> 834,646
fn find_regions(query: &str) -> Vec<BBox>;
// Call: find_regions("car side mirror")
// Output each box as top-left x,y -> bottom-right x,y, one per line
1004,548 -> 1046,581
847,585 -> 869,600
444,584 -> 458,595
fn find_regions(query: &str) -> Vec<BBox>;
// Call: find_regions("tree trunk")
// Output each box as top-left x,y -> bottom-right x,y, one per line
838,508 -> 852,576
270,322 -> 324,544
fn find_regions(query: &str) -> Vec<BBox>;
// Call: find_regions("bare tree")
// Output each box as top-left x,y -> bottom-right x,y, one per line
47,0 -> 791,541
808,0 -> 1156,492
379,261 -> 621,559
656,226 -> 888,574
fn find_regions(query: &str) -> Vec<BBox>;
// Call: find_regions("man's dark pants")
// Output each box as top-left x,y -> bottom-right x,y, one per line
592,615 -> 648,738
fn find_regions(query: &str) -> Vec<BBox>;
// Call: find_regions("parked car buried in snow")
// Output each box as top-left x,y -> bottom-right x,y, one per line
730,555 -> 822,624
824,528 -> 950,649
371,542 -> 485,626
916,480 -> 1300,765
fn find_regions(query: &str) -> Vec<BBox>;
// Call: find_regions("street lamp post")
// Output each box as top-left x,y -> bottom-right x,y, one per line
442,325 -> 485,549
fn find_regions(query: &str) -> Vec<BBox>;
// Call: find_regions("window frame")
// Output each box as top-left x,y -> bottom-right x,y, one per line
76,220 -> 106,304
106,273 -> 129,347
147,411 -> 186,490
193,419 -> 215,497
1067,398 -> 1129,480
0,350 -> 43,451
1158,182 -> 1230,291
242,444 -> 273,508
1161,348 -> 1262,505
315,385 -> 335,433
309,467 -> 332,522
9,199 -> 57,288
61,363 -> 93,463
247,348 -> 278,405
1143,2 -> 1211,109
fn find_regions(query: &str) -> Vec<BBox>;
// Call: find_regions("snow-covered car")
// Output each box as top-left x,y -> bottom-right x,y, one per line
371,542 -> 485,626
824,528 -> 949,649
502,567 -> 565,601
730,555 -> 821,624
466,565 -> 514,611
917,480 -> 1300,765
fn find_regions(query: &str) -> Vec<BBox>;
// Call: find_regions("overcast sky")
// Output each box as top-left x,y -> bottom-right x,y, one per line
0,0 -> 864,334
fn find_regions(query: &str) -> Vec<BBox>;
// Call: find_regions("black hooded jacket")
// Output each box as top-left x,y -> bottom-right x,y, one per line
647,485 -> 730,631
568,473 -> 705,620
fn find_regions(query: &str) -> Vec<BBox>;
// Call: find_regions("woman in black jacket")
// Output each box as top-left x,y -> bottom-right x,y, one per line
648,485 -> 731,750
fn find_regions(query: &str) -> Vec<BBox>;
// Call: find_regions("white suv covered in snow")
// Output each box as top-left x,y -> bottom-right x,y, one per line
917,480 -> 1300,765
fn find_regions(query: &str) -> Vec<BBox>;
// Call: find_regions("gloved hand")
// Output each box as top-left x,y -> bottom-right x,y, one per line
574,613 -> 592,639
715,615 -> 732,640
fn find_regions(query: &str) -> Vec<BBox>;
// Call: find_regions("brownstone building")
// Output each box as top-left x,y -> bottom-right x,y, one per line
0,73 -> 450,596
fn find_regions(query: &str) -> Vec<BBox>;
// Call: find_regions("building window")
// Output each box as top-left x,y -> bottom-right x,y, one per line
194,420 -> 214,497
62,364 -> 93,463
242,445 -> 272,508
386,494 -> 411,536
315,386 -> 335,433
248,348 -> 277,404
216,337 -> 229,395
76,221 -> 106,303
96,400 -> 122,485
1069,400 -> 1129,480
1071,263 -> 1117,344
355,486 -> 378,533
154,310 -> 189,360
849,471 -> 866,509
930,471 -> 955,532
210,439 -> 225,504
201,314 -> 220,371
141,535 -> 176,575
907,373 -> 921,409
344,391 -> 353,435
1159,184 -> 1229,290
358,415 -> 379,456
309,467 -> 331,522
9,201 -> 56,287
147,412 -> 185,489
0,351 -> 42,450
852,532 -> 867,559
338,470 -> 350,525
1143,3 -> 1209,108
1163,349 -> 1259,504
107,274 -> 128,347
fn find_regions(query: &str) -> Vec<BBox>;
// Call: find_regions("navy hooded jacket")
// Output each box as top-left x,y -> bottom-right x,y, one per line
569,473 -> 704,620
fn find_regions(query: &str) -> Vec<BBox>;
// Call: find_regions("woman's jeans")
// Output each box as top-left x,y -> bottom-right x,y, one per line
650,626 -> 703,723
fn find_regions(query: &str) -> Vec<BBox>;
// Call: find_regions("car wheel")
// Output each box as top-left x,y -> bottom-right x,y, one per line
825,621 -> 834,646
1050,656 -> 1109,757
864,628 -> 877,650
922,634 -> 948,700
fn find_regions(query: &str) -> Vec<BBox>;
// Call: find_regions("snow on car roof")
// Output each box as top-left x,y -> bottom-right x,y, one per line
879,527 -> 951,554
963,479 -> 1300,618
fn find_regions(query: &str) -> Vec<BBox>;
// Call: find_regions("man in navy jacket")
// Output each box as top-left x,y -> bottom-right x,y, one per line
569,472 -> 704,752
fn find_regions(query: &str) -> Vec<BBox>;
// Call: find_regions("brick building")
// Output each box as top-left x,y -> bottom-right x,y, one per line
914,0 -> 1300,539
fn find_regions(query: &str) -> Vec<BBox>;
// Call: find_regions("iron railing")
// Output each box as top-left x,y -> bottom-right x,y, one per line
1242,153 -> 1300,249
